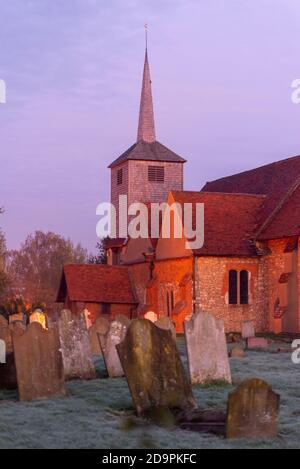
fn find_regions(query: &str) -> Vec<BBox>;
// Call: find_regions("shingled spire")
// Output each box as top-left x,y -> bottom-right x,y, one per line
137,34 -> 156,143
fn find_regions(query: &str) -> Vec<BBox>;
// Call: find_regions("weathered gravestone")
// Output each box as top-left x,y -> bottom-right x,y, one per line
144,311 -> 158,323
58,309 -> 96,380
226,378 -> 280,439
155,316 -> 176,341
98,315 -> 130,377
0,339 -> 5,363
246,336 -> 268,350
117,318 -> 197,417
30,310 -> 47,330
0,315 -> 12,353
184,311 -> 232,384
89,316 -> 110,355
13,322 -> 65,401
241,320 -> 255,339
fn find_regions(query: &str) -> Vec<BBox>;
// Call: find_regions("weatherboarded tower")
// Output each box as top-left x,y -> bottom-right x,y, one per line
108,44 -> 186,246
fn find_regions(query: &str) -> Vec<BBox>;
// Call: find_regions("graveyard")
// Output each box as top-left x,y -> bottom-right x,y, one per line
0,311 -> 298,449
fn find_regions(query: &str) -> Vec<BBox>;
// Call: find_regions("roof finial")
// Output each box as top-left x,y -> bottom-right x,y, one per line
144,23 -> 148,50
137,24 -> 156,143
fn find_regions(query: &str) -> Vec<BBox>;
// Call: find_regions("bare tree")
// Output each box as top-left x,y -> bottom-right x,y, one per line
7,231 -> 88,309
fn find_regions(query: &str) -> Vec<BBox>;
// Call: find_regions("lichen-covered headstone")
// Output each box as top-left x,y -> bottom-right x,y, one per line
117,318 -> 197,417
226,378 -> 280,439
184,311 -> 232,384
98,315 -> 130,377
58,309 -> 96,380
155,316 -> 176,341
13,322 -> 65,401
241,320 -> 255,339
89,316 -> 110,355
144,311 -> 158,323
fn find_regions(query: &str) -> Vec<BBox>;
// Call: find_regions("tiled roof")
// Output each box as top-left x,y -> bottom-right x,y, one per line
202,155 -> 300,240
108,140 -> 186,169
56,264 -> 138,304
171,191 -> 265,256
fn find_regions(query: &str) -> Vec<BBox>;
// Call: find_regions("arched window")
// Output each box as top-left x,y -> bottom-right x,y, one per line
229,270 -> 238,304
240,270 -> 249,305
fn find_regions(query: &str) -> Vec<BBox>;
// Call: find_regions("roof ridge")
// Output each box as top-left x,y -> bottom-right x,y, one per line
255,176 -> 300,239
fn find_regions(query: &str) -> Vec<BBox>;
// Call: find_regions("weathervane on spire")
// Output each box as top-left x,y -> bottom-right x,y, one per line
144,23 -> 148,50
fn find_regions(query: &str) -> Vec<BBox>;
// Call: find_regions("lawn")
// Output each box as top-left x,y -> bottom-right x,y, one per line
0,337 -> 299,449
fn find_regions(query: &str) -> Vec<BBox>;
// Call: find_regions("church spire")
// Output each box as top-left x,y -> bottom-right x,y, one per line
137,25 -> 156,143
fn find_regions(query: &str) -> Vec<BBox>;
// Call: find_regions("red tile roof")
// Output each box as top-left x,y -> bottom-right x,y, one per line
171,191 -> 265,256
56,264 -> 138,304
258,183 -> 300,240
202,155 -> 300,240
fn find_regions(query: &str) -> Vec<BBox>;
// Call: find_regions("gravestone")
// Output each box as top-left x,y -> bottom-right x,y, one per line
58,309 -> 96,380
13,322 -> 65,401
155,316 -> 176,341
98,315 -> 130,377
30,310 -> 47,329
184,311 -> 232,384
0,353 -> 17,389
144,311 -> 158,323
89,316 -> 110,355
0,339 -> 5,363
226,378 -> 280,439
117,318 -> 197,417
0,316 -> 12,353
247,337 -> 268,350
9,313 -> 25,324
241,320 -> 255,339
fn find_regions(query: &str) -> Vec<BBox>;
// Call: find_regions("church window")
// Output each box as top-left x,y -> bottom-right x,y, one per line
228,270 -> 238,304
240,270 -> 249,305
148,165 -> 164,183
117,168 -> 123,185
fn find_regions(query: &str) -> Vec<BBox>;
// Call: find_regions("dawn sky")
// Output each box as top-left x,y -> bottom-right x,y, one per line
1,0 -> 300,252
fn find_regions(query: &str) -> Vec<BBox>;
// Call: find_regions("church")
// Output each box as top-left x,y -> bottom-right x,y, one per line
57,44 -> 300,335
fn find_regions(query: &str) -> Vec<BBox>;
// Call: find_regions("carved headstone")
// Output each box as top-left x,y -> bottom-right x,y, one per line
241,320 -> 255,339
89,316 -> 109,355
117,318 -> 197,417
184,311 -> 232,384
98,315 -> 130,377
155,316 -> 176,341
13,322 -> 65,401
58,309 -> 96,380
226,378 -> 280,439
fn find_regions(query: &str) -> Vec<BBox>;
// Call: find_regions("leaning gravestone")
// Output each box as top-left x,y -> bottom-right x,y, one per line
13,322 -> 65,401
89,316 -> 110,355
117,318 -> 197,417
241,320 -> 255,339
98,315 -> 130,377
184,311 -> 232,384
58,309 -> 96,380
155,316 -> 176,341
226,378 -> 280,439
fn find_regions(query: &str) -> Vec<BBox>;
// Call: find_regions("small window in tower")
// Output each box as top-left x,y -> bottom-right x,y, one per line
102,303 -> 111,315
228,270 -> 238,304
117,168 -> 123,185
240,270 -> 249,305
148,166 -> 164,183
